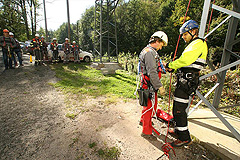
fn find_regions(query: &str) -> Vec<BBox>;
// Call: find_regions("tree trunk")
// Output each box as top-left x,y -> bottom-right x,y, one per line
20,0 -> 30,39
33,0 -> 37,35
28,0 -> 35,37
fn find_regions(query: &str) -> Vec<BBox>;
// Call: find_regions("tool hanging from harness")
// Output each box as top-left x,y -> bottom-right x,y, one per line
136,46 -> 165,106
176,69 -> 200,95
137,60 -> 152,106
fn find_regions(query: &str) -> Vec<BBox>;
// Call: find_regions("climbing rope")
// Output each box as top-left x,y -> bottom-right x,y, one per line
159,0 -> 192,159
160,0 -> 216,159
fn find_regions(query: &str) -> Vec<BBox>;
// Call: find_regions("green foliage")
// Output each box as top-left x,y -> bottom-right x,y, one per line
88,142 -> 97,148
55,23 -> 74,44
78,6 -> 94,51
97,146 -> 120,159
0,0 -> 28,41
198,66 -> 240,117
115,0 -> 176,54
66,112 -> 78,119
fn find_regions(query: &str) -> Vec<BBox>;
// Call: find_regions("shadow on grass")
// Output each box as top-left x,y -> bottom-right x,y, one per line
106,73 -> 136,86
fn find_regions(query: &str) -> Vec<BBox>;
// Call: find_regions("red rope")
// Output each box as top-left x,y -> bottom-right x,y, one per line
206,0 -> 216,41
162,0 -> 192,158
162,0 -> 216,158
166,0 -> 192,142
189,0 -> 216,110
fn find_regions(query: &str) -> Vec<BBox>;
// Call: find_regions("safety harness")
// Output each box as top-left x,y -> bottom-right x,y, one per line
51,42 -> 58,51
136,46 -> 165,114
3,37 -> 13,58
31,38 -> 41,50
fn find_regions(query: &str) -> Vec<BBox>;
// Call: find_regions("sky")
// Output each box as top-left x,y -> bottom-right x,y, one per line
38,0 -> 95,31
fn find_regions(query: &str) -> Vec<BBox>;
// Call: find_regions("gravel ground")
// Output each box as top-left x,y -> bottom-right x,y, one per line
0,62 -> 222,160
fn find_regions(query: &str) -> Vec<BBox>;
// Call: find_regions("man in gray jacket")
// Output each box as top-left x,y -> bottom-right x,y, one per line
139,31 -> 168,140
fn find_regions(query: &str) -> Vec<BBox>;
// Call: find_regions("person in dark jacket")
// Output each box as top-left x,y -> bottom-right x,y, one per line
0,29 -> 17,70
9,32 -> 23,67
30,34 -> 42,66
72,41 -> 79,63
41,36 -> 48,63
50,38 -> 58,63
63,38 -> 71,64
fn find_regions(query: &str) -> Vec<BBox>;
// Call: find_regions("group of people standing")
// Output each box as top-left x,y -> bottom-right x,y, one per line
31,36 -> 80,65
30,33 -> 48,66
0,29 -> 24,70
0,30 -> 81,70
139,20 -> 208,148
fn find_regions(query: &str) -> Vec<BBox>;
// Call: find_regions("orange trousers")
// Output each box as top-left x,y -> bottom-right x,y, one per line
140,92 -> 158,135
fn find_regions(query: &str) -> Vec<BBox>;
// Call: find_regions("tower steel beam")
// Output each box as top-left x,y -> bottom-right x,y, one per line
191,0 -> 240,142
213,1 -> 240,108
94,0 -> 119,63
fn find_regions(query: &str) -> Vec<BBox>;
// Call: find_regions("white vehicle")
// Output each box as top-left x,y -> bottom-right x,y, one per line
47,44 -> 93,62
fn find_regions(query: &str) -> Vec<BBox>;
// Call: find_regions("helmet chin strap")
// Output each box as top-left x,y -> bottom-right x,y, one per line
187,31 -> 196,42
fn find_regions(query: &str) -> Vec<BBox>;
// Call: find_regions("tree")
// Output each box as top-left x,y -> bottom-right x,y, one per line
78,6 -> 95,51
0,0 -> 27,41
55,22 -> 74,44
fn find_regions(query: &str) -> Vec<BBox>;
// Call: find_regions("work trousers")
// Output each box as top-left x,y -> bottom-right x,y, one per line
173,85 -> 191,141
2,48 -> 13,69
34,49 -> 40,65
73,51 -> 79,62
52,51 -> 58,62
14,49 -> 23,65
64,51 -> 70,63
141,92 -> 158,135
39,50 -> 43,64
42,50 -> 48,61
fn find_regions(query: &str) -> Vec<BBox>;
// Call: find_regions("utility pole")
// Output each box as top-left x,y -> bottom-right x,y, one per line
77,21 -> 79,45
66,0 -> 71,42
43,0 -> 48,42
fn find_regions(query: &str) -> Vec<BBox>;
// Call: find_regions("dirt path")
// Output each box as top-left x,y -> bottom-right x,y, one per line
0,65 -> 220,160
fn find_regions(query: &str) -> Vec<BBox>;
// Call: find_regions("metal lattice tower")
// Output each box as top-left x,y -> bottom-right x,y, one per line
94,0 -> 119,63
188,0 -> 240,142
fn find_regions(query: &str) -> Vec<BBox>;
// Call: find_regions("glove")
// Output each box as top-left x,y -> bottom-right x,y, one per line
159,86 -> 166,95
165,63 -> 175,73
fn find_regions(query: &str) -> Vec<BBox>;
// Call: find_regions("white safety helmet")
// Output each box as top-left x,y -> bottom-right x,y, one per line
9,32 -> 14,36
73,41 -> 76,43
149,31 -> 168,46
65,38 -> 69,41
53,38 -> 57,41
35,33 -> 40,37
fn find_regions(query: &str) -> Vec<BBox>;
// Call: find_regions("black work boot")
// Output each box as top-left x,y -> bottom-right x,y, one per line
170,139 -> 192,147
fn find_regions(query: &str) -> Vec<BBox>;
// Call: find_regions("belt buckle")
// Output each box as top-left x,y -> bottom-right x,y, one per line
177,72 -> 183,77
186,73 -> 193,79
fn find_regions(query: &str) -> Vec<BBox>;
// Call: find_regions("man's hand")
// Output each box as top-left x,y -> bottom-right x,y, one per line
162,61 -> 166,67
159,86 -> 166,95
166,68 -> 174,72
165,63 -> 175,73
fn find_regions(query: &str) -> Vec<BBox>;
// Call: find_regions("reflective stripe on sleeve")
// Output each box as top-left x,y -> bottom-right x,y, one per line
195,58 -> 206,64
176,126 -> 188,131
185,63 -> 204,70
174,97 -> 189,104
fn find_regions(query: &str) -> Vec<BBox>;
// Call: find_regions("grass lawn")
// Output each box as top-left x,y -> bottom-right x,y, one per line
49,63 -> 137,99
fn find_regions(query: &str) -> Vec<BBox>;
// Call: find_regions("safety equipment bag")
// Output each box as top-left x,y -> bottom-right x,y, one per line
137,88 -> 150,106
